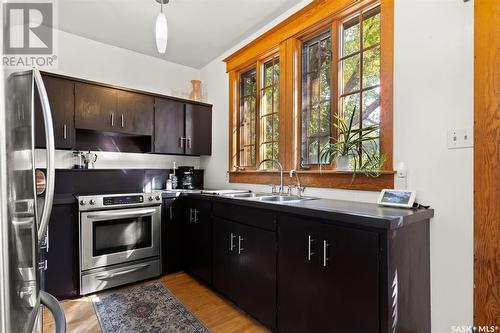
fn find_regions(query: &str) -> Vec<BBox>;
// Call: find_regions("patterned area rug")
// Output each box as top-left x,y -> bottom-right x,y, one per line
92,282 -> 210,333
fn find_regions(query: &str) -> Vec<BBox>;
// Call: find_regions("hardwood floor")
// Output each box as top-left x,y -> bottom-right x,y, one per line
43,272 -> 268,333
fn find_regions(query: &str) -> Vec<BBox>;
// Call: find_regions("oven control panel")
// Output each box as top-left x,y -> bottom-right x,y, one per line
77,192 -> 162,211
103,195 -> 144,206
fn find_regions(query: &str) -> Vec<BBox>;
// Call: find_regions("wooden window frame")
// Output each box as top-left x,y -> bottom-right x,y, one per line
226,0 -> 394,191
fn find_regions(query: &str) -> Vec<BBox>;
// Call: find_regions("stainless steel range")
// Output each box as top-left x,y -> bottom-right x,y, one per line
77,192 -> 162,295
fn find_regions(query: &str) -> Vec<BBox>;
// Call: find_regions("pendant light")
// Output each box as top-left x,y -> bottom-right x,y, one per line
155,0 -> 169,53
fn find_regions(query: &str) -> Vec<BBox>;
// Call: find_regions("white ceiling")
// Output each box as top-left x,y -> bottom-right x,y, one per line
56,0 -> 303,69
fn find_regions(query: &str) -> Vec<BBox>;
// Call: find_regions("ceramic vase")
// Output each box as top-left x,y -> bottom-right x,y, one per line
189,80 -> 202,101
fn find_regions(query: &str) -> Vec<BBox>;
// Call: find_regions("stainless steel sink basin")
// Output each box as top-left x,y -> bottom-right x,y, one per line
255,195 -> 308,202
222,192 -> 268,198
221,192 -> 316,203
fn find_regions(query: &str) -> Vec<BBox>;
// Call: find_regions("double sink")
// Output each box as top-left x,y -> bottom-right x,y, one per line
221,192 -> 316,203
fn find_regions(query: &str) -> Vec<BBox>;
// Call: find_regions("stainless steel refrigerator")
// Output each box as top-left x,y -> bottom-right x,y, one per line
0,68 -> 66,333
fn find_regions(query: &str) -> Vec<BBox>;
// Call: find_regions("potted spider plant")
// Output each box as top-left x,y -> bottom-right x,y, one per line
320,108 -> 385,178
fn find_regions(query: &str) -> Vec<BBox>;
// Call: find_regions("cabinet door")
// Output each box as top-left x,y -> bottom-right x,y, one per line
117,90 -> 154,135
35,75 -> 75,149
154,98 -> 185,154
185,103 -> 212,155
278,216 -> 324,333
182,199 -> 212,284
212,218 -> 239,300
75,83 -> 117,132
44,204 -> 79,300
318,224 -> 380,333
162,199 -> 182,274
236,222 -> 277,329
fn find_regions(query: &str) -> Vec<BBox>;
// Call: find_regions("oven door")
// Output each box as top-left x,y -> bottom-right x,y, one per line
80,205 -> 161,271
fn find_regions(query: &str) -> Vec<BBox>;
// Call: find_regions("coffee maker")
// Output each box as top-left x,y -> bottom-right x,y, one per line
176,166 -> 197,190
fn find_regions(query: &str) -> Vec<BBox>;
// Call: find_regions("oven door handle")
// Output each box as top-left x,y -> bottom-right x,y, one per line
86,208 -> 157,220
95,264 -> 150,280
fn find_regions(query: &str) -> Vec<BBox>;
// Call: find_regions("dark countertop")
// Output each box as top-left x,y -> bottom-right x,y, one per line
164,191 -> 433,230
53,190 -> 433,230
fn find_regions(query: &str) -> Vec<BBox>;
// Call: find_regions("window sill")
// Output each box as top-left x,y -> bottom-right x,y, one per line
228,170 -> 395,191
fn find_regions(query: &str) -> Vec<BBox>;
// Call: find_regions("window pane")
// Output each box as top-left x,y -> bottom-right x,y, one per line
361,128 -> 380,164
342,54 -> 360,94
273,113 -> 279,141
239,69 -> 256,166
273,61 -> 280,83
319,101 -> 331,134
342,93 -> 361,130
302,30 -> 332,165
273,86 -> 279,113
309,104 -> 319,136
342,16 -> 360,57
363,7 -> 380,48
262,115 -> 273,142
363,46 -> 380,88
262,87 -> 273,115
362,88 -> 380,127
308,138 -> 319,165
272,142 -> 279,160
241,145 -> 256,166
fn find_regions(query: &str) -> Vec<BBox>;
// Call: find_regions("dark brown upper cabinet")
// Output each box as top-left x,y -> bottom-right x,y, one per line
35,75 -> 75,149
154,99 -> 212,156
117,90 -> 154,135
154,98 -> 185,154
75,83 -> 117,133
185,104 -> 212,155
37,71 -> 212,155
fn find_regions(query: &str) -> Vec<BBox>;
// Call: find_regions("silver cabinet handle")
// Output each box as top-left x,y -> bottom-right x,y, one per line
121,114 -> 124,128
63,124 -> 67,140
323,240 -> 330,267
169,206 -> 173,220
194,209 -> 199,223
110,113 -> 114,127
189,208 -> 193,223
40,291 -> 66,333
33,68 -> 55,245
179,137 -> 184,148
187,137 -> 192,149
308,235 -> 315,261
230,232 -> 236,252
238,235 -> 244,254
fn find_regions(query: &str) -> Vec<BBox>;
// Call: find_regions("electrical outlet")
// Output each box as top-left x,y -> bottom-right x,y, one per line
447,128 -> 473,149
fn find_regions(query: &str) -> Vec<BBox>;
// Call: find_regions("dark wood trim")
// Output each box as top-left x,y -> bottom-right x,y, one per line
473,0 -> 500,326
40,71 -> 213,108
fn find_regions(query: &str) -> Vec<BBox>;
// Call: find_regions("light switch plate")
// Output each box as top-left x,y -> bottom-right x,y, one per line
447,128 -> 473,149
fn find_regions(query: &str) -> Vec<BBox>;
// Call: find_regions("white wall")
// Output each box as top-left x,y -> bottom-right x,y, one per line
39,29 -> 202,170
200,0 -> 474,332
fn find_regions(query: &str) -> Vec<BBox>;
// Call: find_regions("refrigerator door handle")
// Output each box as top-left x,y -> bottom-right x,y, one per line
40,291 -> 66,333
33,68 -> 55,245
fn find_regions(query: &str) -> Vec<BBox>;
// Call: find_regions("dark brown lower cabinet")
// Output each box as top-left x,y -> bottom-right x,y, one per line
44,204 -> 79,300
212,217 -> 277,329
278,215 -> 379,333
161,199 -> 183,274
182,198 -> 212,284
